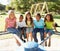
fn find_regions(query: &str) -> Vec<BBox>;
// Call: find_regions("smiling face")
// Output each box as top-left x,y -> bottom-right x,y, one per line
19,15 -> 23,22
9,11 -> 15,19
46,15 -> 51,21
36,14 -> 41,21
26,14 -> 31,20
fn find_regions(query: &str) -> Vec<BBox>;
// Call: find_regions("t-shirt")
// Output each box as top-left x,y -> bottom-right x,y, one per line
45,21 -> 54,29
17,20 -> 26,27
33,19 -> 44,28
26,21 -> 32,27
5,18 -> 16,28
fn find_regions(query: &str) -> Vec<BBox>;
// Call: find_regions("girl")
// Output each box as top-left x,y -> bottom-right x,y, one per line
4,10 -> 19,36
25,12 -> 33,41
44,14 -> 57,47
17,15 -> 26,42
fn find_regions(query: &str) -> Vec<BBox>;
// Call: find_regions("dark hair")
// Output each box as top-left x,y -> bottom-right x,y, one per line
36,13 -> 41,18
25,12 -> 33,25
44,14 -> 54,22
20,15 -> 23,19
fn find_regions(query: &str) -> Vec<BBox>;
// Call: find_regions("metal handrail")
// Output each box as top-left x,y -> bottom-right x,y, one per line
0,31 -> 11,35
40,31 -> 60,45
39,25 -> 60,45
0,30 -> 60,45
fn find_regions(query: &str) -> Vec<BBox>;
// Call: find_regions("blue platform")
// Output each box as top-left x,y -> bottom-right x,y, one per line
16,42 -> 46,51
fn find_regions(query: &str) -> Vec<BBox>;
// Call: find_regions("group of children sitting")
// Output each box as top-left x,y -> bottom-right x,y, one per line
4,10 -> 57,47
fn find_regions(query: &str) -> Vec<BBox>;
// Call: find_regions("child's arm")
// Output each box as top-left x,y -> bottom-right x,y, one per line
54,26 -> 57,32
14,22 -> 17,28
32,23 -> 34,27
4,22 -> 7,32
53,23 -> 58,32
44,23 -> 46,30
14,18 -> 17,28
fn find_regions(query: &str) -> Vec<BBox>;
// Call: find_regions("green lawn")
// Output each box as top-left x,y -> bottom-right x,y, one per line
54,15 -> 60,19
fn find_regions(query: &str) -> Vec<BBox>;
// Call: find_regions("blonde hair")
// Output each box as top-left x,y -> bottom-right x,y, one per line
8,10 -> 16,18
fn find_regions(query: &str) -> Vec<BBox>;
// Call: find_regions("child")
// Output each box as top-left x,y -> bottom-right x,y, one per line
25,12 -> 33,41
17,15 -> 26,42
44,14 -> 57,47
4,10 -> 19,36
33,13 -> 44,42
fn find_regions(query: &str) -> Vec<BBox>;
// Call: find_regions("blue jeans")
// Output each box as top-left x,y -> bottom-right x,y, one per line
33,28 -> 44,42
18,27 -> 26,39
7,27 -> 20,36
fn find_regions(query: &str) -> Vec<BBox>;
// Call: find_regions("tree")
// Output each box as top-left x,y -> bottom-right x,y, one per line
0,4 -> 5,11
9,0 -> 36,13
5,5 -> 15,11
7,0 -> 60,14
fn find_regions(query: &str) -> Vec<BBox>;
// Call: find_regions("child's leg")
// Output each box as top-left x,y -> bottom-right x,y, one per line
18,27 -> 25,42
48,32 -> 51,47
20,33 -> 23,40
19,29 -> 24,41
26,28 -> 29,41
26,33 -> 29,41
48,38 -> 51,47
23,28 -> 26,38
21,29 -> 26,42
39,28 -> 44,41
44,32 -> 47,46
32,28 -> 38,42
30,32 -> 33,41
48,29 -> 53,47
29,28 -> 33,41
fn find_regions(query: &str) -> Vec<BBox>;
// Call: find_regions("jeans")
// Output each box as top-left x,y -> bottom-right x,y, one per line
33,28 -> 44,42
18,27 -> 26,40
7,27 -> 20,36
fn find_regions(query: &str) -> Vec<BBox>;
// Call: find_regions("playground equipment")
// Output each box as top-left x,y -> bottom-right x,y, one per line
0,32 -> 46,51
0,32 -> 24,51
0,25 -> 60,51
30,2 -> 49,16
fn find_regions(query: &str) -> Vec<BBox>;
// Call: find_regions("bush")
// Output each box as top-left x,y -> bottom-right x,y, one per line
0,12 -> 6,15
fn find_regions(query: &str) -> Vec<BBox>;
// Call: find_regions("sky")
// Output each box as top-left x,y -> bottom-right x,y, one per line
0,0 -> 10,5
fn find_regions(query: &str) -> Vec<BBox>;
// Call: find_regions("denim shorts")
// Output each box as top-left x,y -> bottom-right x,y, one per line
26,27 -> 33,33
44,29 -> 53,34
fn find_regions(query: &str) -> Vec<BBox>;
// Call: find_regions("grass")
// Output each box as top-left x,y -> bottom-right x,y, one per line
54,15 -> 60,19
0,15 -> 6,31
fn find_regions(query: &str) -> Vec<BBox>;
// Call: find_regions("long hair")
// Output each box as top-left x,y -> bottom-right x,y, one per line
8,10 -> 16,19
44,14 -> 54,22
25,12 -> 33,25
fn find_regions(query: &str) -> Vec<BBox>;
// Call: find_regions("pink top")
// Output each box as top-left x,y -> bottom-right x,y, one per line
5,18 -> 16,28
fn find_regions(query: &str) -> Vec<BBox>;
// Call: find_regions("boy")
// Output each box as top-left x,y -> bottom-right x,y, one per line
33,13 -> 44,42
17,15 -> 26,42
